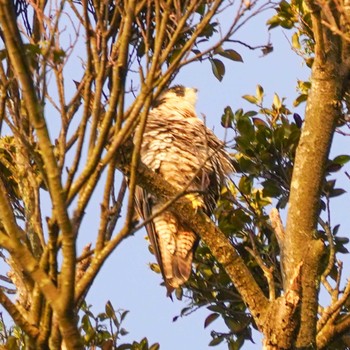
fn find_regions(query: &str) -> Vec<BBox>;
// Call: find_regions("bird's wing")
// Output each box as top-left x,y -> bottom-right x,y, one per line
134,186 -> 168,285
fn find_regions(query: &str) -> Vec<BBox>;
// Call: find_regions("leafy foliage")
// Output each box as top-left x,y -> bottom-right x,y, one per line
171,85 -> 350,348
80,300 -> 161,350
0,302 -> 159,350
0,313 -> 25,350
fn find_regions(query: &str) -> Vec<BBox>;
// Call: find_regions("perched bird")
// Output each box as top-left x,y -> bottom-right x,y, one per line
135,85 -> 233,295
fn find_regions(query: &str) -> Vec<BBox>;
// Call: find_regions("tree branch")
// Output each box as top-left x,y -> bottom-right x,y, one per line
0,288 -> 40,340
0,0 -> 76,318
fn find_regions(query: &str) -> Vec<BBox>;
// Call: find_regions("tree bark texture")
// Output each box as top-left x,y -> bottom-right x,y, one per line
284,1 -> 350,347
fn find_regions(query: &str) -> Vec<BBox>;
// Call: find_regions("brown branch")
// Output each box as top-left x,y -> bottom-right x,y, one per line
317,312 -> 350,349
67,0 -> 137,203
283,0 -> 347,346
0,288 -> 40,340
95,160 -> 119,252
263,263 -> 302,349
156,0 -> 223,91
317,275 -> 350,332
245,245 -> 276,300
0,177 -> 59,303
319,218 -> 335,283
65,78 -> 93,194
0,1 -> 76,318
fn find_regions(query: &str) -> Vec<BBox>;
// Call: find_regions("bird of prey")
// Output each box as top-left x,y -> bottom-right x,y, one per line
135,85 -> 233,295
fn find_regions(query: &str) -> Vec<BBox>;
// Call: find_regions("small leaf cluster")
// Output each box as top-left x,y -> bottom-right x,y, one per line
0,313 -> 25,350
227,85 -> 299,209
267,0 -> 314,66
80,301 -> 159,350
209,47 -> 243,82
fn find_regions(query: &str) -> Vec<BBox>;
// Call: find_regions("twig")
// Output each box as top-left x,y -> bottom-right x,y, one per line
245,244 -> 276,300
317,275 -> 350,332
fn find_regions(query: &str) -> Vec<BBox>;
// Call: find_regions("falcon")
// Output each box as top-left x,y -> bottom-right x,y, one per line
135,85 -> 233,295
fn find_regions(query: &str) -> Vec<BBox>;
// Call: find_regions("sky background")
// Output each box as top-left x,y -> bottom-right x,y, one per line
2,2 -> 350,350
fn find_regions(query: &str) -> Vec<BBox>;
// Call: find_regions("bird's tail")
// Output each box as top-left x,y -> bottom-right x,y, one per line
152,212 -> 197,296
165,228 -> 196,293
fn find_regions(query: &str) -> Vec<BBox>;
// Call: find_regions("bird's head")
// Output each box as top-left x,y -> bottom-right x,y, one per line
154,85 -> 198,108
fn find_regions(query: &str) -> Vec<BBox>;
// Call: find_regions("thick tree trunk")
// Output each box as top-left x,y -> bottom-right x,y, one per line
283,1 -> 349,347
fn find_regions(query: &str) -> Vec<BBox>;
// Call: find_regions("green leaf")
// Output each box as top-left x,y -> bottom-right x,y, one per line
210,58 -> 225,81
121,310 -> 129,322
243,110 -> 258,118
105,300 -> 115,318
335,236 -> 349,244
24,43 -> 41,55
120,328 -> 129,336
234,108 -> 244,120
81,314 -> 92,332
168,49 -> 181,64
297,80 -> 312,93
218,49 -> 243,62
256,85 -> 264,102
235,135 -> 251,151
238,176 -> 252,195
266,15 -> 281,29
329,188 -> 346,197
291,32 -> 300,50
252,117 -> 268,127
326,163 -> 342,173
204,313 -> 220,328
332,155 -> 350,165
237,156 -> 257,173
262,179 -> 282,197
236,116 -> 255,139
280,19 -> 295,29
209,336 -> 225,346
224,317 -> 240,332
221,106 -> 234,128
293,94 -> 308,107
53,48 -> 66,64
273,93 -> 282,109
333,224 -> 340,235
281,0 -> 293,10
242,95 -> 258,104
196,3 -> 206,15
139,337 -> 149,349
175,286 -> 183,300
150,263 -> 161,273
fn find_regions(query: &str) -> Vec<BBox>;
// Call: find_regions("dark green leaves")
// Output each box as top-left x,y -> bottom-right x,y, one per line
218,49 -> 243,62
210,58 -> 225,81
186,84 -> 350,350
79,301 -> 159,350
210,47 -> 243,81
332,155 -> 350,166
267,0 -> 297,30
221,106 -> 234,128
204,313 -> 220,328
